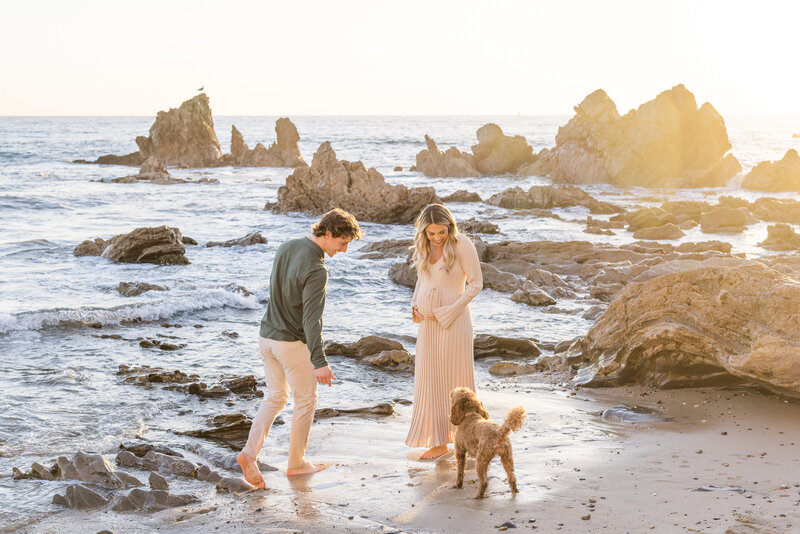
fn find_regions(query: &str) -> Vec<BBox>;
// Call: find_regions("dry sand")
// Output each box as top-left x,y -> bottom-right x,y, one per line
21,383 -> 800,533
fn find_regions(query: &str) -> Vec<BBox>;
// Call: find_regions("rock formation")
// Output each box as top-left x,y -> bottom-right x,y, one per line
572,262 -> 800,395
486,184 -> 623,214
759,223 -> 800,250
272,142 -> 439,224
414,124 -> 536,177
134,94 -> 221,167
205,232 -> 267,247
528,85 -> 742,188
228,119 -> 306,167
742,149 -> 800,191
74,226 -> 189,265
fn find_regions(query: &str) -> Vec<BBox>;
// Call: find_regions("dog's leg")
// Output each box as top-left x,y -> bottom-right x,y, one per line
453,444 -> 466,489
500,446 -> 518,493
475,452 -> 492,499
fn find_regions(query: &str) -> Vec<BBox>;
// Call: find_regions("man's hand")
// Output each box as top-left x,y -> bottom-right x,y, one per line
314,365 -> 336,387
412,305 -> 424,323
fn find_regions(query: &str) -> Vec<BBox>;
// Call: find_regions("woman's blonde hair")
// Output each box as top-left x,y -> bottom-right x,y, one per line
412,204 -> 459,275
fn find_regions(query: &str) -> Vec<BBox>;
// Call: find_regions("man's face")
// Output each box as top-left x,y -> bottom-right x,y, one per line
322,231 -> 352,257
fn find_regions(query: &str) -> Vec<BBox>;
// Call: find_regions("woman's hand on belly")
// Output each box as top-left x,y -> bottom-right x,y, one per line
412,306 -> 424,323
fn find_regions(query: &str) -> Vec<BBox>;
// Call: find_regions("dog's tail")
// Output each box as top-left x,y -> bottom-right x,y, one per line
499,406 -> 526,436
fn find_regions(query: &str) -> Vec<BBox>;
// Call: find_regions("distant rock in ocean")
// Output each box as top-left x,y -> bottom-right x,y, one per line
225,119 -> 306,168
272,141 -> 438,224
742,149 -> 800,191
414,123 -> 536,177
76,94 -> 305,169
529,84 -> 742,188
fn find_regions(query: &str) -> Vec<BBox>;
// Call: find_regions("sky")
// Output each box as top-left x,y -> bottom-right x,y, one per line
1,0 -> 798,116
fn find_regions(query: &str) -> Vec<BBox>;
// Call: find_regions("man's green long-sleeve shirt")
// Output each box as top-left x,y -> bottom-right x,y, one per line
259,237 -> 329,369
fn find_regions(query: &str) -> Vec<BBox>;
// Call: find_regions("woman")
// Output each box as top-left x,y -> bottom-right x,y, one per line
405,204 -> 483,459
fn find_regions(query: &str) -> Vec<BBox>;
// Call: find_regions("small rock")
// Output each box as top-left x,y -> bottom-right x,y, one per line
149,471 -> 169,490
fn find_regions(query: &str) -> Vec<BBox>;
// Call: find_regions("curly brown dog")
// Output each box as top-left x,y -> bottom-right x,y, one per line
449,387 -> 526,498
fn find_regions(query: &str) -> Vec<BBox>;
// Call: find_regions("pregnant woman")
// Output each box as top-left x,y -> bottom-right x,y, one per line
405,203 -> 483,459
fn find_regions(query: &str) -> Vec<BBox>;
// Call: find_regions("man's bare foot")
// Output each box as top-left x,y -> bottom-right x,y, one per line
287,461 -> 327,476
237,451 -> 266,489
420,445 -> 449,460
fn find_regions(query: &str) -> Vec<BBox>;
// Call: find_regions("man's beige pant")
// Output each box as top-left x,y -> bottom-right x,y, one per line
242,337 -> 318,470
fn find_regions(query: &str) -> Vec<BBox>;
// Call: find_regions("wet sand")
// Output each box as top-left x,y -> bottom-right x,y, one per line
20,381 -> 800,534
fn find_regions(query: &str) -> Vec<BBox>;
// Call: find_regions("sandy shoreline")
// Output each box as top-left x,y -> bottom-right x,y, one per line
13,381 -> 799,534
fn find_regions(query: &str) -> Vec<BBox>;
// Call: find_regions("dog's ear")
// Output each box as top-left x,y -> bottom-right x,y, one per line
478,401 -> 489,420
450,394 -> 467,426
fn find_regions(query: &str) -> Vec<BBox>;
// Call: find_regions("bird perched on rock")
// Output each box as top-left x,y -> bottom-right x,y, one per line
197,86 -> 204,92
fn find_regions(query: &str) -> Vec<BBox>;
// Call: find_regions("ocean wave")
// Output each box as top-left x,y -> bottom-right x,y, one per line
0,288 -> 260,335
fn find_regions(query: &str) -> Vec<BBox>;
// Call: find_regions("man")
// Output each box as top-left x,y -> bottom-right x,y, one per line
237,208 -> 363,488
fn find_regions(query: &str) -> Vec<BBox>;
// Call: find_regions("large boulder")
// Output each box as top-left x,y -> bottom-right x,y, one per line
229,118 -> 306,167
135,93 -> 222,167
759,223 -> 800,251
273,142 -> 439,224
486,184 -> 623,214
573,262 -> 800,394
529,85 -> 741,188
742,149 -> 800,192
74,226 -> 189,265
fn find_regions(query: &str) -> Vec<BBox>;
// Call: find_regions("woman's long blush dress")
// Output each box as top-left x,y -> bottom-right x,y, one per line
405,235 -> 483,447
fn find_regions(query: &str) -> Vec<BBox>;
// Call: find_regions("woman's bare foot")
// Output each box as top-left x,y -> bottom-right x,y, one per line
420,445 -> 449,460
287,461 -> 327,476
237,451 -> 266,489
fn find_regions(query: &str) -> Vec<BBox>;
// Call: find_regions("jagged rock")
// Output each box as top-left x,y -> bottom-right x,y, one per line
117,282 -> 167,297
625,207 -> 671,230
53,485 -> 109,509
760,224 -> 800,251
74,152 -> 144,166
524,268 -> 577,298
510,281 -> 557,306
394,166 -> 403,171
229,119 -> 306,167
473,335 -> 541,359
632,223 -> 685,240
700,207 -> 747,233
149,471 -> 169,490
135,94 -> 221,167
206,232 -> 267,247
459,218 -> 499,234
414,135 -> 480,177
182,236 -> 198,245
116,450 -> 199,478
118,443 -> 184,459
31,462 -> 56,480
324,335 -> 404,358
530,85 -> 741,187
486,185 -> 622,214
118,365 -> 198,384
315,403 -> 396,419
74,226 -> 189,265
573,262 -> 800,394
196,465 -> 223,483
273,142 -> 438,224
441,190 -> 482,203
743,149 -> 800,191
224,283 -> 254,296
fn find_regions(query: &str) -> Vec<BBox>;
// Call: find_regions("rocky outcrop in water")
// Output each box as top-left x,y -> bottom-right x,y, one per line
742,149 -> 800,192
117,281 -> 167,297
133,94 -> 221,167
205,232 -> 267,247
572,262 -> 800,395
228,119 -> 306,167
486,185 -> 623,214
74,226 -> 189,265
118,365 -> 262,399
272,142 -> 438,224
440,190 -> 482,203
414,124 -> 536,177
759,224 -> 800,250
528,85 -> 741,188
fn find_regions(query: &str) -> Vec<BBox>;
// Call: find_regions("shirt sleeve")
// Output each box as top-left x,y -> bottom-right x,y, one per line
302,267 -> 329,369
432,237 -> 483,329
411,275 -> 421,307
